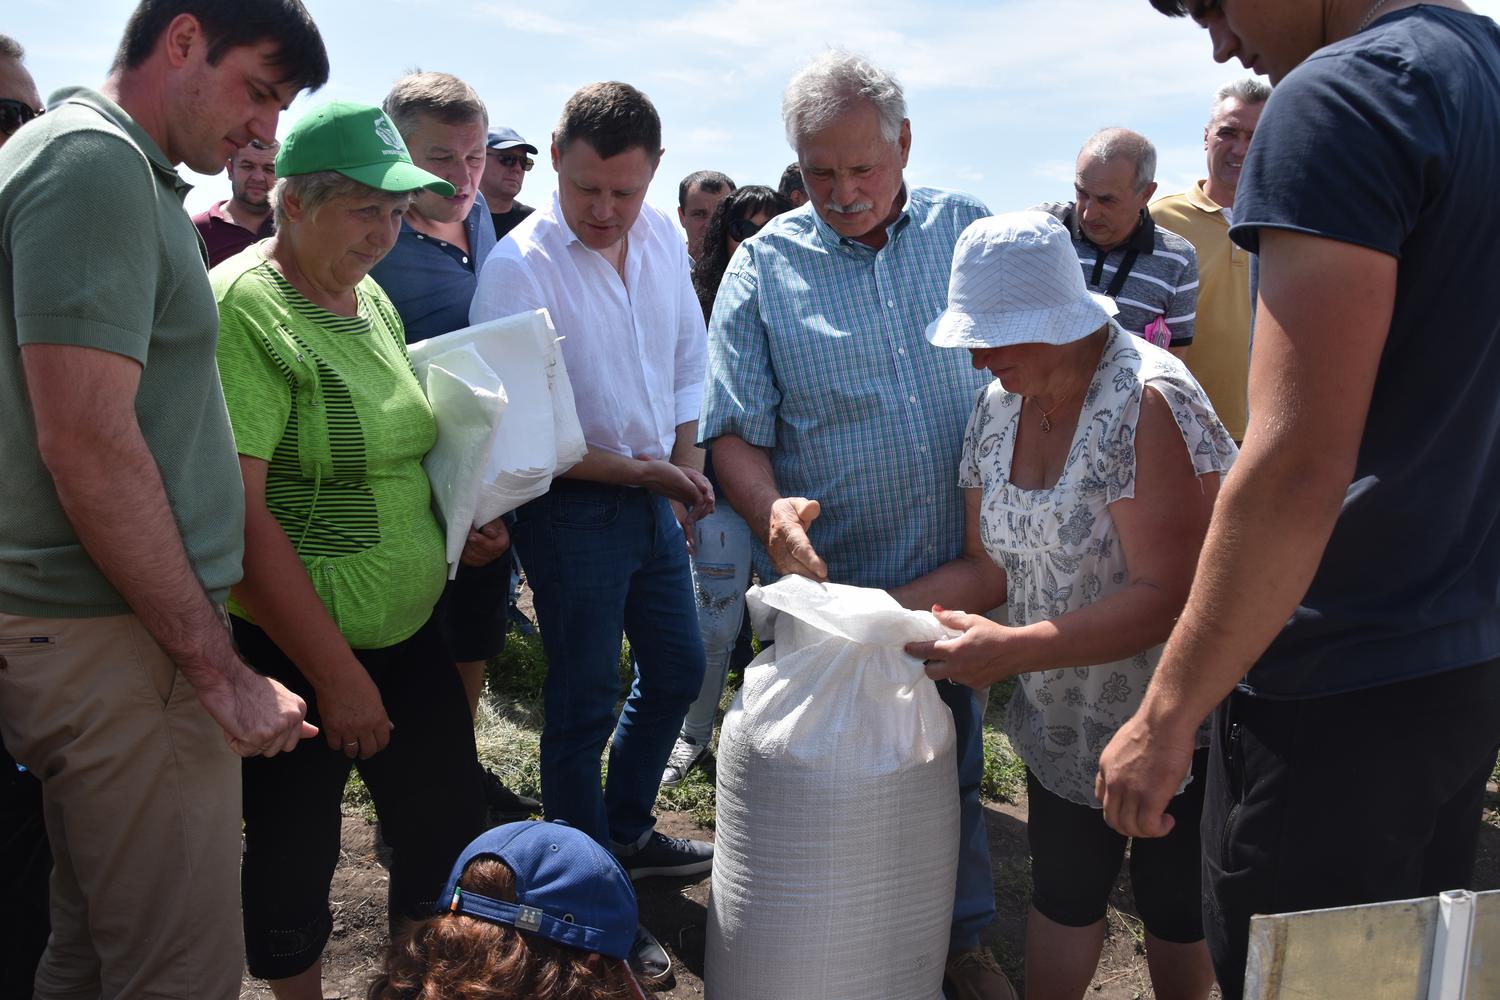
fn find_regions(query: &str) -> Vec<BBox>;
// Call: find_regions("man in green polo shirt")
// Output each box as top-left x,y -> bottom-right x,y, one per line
0,3 -> 329,997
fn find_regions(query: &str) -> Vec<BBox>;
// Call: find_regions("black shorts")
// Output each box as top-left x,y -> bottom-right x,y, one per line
1203,659 -> 1500,1000
1027,748 -> 1208,943
430,549 -> 512,662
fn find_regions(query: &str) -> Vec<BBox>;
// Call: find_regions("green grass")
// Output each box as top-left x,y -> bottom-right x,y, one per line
342,628 -> 1028,821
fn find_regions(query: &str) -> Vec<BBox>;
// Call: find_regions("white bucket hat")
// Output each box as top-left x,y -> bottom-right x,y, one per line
925,210 -> 1118,349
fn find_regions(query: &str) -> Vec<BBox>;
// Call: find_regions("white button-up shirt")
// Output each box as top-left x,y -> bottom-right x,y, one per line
471,192 -> 707,461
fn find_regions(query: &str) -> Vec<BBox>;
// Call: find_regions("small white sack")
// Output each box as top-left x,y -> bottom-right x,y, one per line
706,576 -> 960,1000
409,309 -> 587,529
419,346 -> 507,578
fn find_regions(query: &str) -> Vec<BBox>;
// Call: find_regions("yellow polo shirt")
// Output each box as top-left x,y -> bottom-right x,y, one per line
1150,182 -> 1252,441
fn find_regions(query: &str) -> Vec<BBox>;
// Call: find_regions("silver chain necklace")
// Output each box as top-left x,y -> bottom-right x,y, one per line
1358,0 -> 1395,32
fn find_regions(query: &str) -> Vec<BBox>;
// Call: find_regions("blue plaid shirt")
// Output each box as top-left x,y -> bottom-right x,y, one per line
700,186 -> 991,590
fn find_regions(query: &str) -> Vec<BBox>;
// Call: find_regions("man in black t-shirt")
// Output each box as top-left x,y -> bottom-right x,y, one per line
1097,3 -> 1500,997
481,125 -> 538,239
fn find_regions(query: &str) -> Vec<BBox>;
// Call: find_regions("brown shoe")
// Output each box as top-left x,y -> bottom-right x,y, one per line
944,947 -> 1018,1000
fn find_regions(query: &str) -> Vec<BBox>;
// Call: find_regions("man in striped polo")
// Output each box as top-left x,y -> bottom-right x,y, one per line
1040,128 -> 1199,353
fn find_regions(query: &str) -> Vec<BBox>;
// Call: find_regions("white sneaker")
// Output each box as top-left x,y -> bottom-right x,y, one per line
660,737 -> 706,787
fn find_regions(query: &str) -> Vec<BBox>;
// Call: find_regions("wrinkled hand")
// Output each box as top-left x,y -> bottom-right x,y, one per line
198,660 -> 318,758
767,497 -> 826,581
904,606 -> 1032,687
639,458 -> 714,523
1095,711 -> 1196,838
461,516 -> 511,567
314,667 -> 394,760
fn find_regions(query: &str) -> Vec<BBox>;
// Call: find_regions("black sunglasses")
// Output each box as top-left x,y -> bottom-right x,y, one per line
0,99 -> 43,137
490,152 -> 533,171
728,217 -> 763,242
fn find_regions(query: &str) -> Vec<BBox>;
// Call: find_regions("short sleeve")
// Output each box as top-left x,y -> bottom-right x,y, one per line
1230,44 -> 1438,257
1165,252 -> 1198,347
1105,373 -> 1235,506
957,385 -> 990,489
214,285 -> 293,462
698,251 -> 780,448
8,129 -> 162,362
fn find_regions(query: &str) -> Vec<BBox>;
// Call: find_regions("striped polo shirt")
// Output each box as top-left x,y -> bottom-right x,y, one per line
1039,202 -> 1199,348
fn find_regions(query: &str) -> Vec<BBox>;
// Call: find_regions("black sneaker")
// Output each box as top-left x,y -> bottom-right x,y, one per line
483,768 -> 540,822
628,922 -> 672,984
613,831 -> 713,881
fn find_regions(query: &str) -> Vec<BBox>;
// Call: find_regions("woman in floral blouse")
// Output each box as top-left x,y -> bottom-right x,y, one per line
898,211 -> 1235,1000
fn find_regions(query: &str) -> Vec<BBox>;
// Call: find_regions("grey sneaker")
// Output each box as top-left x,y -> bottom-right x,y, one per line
614,831 -> 713,881
660,737 -> 707,788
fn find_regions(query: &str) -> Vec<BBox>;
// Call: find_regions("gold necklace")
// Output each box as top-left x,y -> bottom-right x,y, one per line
1035,394 -> 1069,433
1358,0 -> 1393,31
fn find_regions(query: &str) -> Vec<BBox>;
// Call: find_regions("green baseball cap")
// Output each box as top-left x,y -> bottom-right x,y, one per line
275,101 -> 455,197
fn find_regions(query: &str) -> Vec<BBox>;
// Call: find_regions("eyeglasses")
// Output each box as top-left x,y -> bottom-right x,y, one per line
490,152 -> 533,171
728,217 -> 764,242
0,99 -> 44,137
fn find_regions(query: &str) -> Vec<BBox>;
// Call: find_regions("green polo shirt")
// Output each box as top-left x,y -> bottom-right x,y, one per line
0,87 -> 245,617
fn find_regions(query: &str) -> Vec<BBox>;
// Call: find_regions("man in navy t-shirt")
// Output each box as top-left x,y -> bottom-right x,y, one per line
1097,2 -> 1500,996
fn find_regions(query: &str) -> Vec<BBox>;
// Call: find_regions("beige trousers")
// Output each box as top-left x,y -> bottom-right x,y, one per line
0,612 -> 243,1000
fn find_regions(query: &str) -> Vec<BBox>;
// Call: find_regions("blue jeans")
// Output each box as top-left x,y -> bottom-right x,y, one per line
942,677 -> 996,952
682,506 -> 755,744
512,482 -> 707,848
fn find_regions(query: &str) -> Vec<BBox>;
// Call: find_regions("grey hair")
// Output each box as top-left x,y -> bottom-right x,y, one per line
270,171 -> 414,230
1212,77 -> 1272,116
781,50 -> 907,149
0,34 -> 24,62
1079,128 -> 1157,193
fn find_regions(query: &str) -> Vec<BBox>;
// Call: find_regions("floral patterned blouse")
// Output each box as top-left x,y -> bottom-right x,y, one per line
958,324 -> 1237,806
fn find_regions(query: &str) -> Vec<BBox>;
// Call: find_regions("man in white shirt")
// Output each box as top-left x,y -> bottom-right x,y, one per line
470,80 -> 712,980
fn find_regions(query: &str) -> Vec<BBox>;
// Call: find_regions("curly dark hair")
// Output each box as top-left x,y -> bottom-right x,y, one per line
691,185 -> 793,322
366,859 -> 638,1000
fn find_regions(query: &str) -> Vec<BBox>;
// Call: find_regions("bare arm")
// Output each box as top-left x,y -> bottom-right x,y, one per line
21,344 -> 314,756
890,489 -> 1007,613
906,388 -> 1217,685
712,433 -> 827,580
1096,230 -> 1396,837
230,456 -> 392,758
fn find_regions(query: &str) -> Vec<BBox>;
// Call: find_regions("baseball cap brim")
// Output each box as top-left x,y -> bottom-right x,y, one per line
336,159 -> 454,197
488,139 -> 539,154
926,291 -> 1117,349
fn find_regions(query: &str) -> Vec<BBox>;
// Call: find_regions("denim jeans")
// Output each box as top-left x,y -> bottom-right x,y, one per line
942,677 -> 997,952
682,506 -> 756,745
513,482 -> 707,848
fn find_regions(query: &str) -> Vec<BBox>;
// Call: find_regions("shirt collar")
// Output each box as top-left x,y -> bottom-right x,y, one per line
1061,203 -> 1157,253
48,86 -> 193,199
808,183 -> 915,254
1185,179 -> 1228,217
548,189 -> 649,253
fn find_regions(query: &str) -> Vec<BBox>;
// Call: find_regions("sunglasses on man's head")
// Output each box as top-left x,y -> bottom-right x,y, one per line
0,99 -> 43,137
728,217 -> 764,242
490,152 -> 533,171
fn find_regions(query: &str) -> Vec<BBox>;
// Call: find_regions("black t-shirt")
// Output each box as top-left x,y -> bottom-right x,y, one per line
491,203 -> 534,240
1231,7 -> 1500,698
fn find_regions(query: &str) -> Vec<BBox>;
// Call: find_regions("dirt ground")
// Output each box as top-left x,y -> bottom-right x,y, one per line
237,794 -> 1500,999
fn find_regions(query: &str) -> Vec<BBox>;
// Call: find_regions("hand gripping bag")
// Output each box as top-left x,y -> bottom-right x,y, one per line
706,576 -> 960,1000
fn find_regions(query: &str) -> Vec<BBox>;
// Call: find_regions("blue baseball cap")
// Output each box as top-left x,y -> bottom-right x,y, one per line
438,821 -> 637,961
486,126 -> 538,154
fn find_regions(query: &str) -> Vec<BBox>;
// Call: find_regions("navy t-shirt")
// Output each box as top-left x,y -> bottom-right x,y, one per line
1230,7 -> 1500,698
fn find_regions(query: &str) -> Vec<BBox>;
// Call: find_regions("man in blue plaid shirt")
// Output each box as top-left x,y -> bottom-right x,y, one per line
699,51 -> 1013,1000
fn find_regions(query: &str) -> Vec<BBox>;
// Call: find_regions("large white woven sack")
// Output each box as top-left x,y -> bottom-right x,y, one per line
706,576 -> 960,1000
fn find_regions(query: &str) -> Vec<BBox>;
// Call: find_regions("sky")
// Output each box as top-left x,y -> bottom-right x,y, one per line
10,0 -> 1500,226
